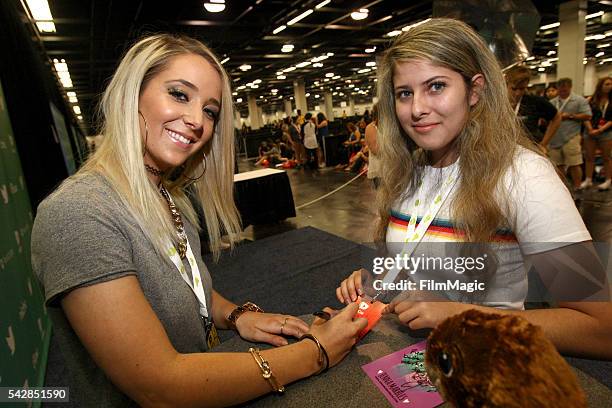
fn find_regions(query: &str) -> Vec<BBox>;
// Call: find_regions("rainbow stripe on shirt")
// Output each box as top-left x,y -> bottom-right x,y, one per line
389,209 -> 517,243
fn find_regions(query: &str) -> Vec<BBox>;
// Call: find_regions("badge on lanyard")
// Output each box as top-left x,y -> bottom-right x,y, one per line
203,316 -> 220,349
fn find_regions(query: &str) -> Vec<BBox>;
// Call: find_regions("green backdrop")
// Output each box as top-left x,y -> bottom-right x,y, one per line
0,80 -> 52,403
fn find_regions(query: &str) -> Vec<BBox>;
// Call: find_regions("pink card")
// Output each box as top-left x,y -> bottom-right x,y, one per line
361,340 -> 444,407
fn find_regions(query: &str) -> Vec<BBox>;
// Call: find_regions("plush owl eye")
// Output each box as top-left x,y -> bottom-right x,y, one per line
438,352 -> 453,377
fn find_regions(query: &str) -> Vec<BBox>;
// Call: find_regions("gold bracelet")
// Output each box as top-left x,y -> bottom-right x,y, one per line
299,333 -> 329,375
248,347 -> 285,394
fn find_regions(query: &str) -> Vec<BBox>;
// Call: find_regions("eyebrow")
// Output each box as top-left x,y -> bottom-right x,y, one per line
394,75 -> 451,90
165,79 -> 221,107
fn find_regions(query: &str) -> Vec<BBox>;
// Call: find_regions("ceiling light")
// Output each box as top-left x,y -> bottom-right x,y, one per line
526,56 -> 535,61
366,61 -> 376,67
402,18 -> 431,32
237,85 -> 246,90
68,95 -> 78,103
325,73 -> 334,77
586,11 -> 604,19
332,75 -> 340,80
296,61 -> 311,68
73,106 -> 81,115
596,51 -> 605,57
387,30 -> 402,37
305,93 -> 310,97
273,25 -> 287,34
281,44 -> 295,52
538,67 -> 545,72
271,89 -> 278,93
236,98 -> 243,103
547,50 -> 556,56
287,9 -> 313,25
283,66 -> 296,72
316,0 -> 331,9
327,52 -> 334,57
204,0 -> 225,13
365,47 -> 376,53
358,68 -> 371,73
597,43 -> 611,48
277,75 -> 287,79
253,79 -> 262,84
220,57 -> 230,64
539,22 -> 560,30
313,63 -> 323,67
77,115 -> 83,120
586,34 -> 606,41
239,64 -> 252,71
25,0 -> 56,32
351,9 -> 368,20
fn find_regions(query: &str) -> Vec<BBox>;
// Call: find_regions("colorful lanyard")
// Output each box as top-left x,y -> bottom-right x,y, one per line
381,164 -> 459,286
163,194 -> 209,319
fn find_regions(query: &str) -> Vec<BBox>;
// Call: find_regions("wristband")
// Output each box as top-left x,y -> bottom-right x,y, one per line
228,302 -> 263,331
299,333 -> 330,375
248,347 -> 285,393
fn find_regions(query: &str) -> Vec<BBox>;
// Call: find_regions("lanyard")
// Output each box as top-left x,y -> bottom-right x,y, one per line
600,102 -> 608,119
381,164 -> 459,286
556,96 -> 571,112
514,98 -> 521,115
163,191 -> 209,319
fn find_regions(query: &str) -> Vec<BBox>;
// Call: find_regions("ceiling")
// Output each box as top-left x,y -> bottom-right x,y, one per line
18,0 -> 612,134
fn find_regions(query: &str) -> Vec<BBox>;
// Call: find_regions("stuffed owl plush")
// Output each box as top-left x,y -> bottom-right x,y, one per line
425,309 -> 586,407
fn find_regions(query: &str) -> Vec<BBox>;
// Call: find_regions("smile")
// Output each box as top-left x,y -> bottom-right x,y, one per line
166,128 -> 195,146
412,123 -> 439,133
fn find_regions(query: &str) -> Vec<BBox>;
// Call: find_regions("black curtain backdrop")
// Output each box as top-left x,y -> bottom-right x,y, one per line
0,2 -> 84,208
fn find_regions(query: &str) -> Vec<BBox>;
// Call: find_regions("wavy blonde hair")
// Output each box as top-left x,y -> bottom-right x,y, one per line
375,18 -> 540,243
74,34 -> 240,260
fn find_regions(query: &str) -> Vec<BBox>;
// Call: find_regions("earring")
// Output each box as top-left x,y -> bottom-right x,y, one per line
139,110 -> 149,158
183,153 -> 207,182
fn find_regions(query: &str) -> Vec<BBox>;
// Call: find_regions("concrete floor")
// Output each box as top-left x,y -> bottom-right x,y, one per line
238,158 -> 612,244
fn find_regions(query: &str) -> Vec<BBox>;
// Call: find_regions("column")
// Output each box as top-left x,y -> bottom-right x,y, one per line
234,109 -> 241,129
324,92 -> 334,120
258,106 -> 264,125
348,96 -> 355,116
584,60 -> 597,96
293,79 -> 308,114
284,99 -> 292,117
557,0 -> 587,95
247,94 -> 261,130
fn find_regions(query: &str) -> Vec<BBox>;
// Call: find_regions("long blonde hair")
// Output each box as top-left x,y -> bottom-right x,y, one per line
74,34 -> 241,259
376,18 -> 539,243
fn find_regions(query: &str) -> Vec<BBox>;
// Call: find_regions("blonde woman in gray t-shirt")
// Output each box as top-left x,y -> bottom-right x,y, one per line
32,34 -> 366,407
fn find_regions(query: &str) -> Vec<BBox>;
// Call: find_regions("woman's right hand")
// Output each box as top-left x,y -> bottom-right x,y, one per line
336,269 -> 365,304
308,303 -> 368,368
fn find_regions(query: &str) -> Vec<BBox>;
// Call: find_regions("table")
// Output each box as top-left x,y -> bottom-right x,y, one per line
215,314 -> 611,407
234,169 -> 296,227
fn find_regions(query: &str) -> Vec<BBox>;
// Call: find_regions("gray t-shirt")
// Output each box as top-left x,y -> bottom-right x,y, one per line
31,173 -> 214,407
549,93 -> 592,148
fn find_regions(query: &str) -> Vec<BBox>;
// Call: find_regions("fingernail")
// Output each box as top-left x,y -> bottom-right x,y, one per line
281,339 -> 288,346
351,295 -> 356,302
358,289 -> 364,295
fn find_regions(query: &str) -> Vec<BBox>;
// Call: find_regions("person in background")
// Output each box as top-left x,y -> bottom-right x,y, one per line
582,77 -> 612,190
545,84 -> 558,100
31,34 -> 366,407
364,103 -> 381,188
504,64 -> 561,151
546,78 -> 592,190
316,112 -> 329,168
337,18 -> 611,360
303,112 -> 319,169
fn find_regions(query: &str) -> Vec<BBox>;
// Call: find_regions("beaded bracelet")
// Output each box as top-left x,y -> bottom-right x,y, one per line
299,333 -> 330,375
248,347 -> 285,394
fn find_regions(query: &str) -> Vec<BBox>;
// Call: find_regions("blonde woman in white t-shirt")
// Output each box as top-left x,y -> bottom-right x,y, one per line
336,18 -> 611,359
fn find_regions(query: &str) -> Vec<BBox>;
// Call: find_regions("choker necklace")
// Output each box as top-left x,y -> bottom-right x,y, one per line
159,185 -> 188,259
145,164 -> 164,177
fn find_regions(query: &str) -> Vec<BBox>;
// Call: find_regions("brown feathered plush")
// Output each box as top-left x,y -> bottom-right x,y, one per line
425,309 -> 586,408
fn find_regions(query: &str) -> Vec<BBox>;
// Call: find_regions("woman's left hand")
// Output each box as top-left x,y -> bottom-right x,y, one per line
235,312 -> 310,346
383,300 -> 471,330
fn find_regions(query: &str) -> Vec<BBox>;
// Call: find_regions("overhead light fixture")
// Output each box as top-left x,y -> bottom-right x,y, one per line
281,44 -> 294,53
402,18 -> 431,32
277,75 -> 287,79
586,34 -> 606,41
547,50 -> 556,56
596,51 -> 605,57
365,46 -> 376,53
315,0 -> 331,9
325,72 -> 334,77
73,106 -> 81,115
239,64 -> 252,71
538,67 -> 545,72
287,9 -> 313,25
204,0 -> 225,13
77,115 -> 83,121
358,68 -> 371,73
53,58 -> 73,88
366,61 -> 376,67
313,62 -> 323,67
597,43 -> 611,48
273,25 -> 287,34
539,22 -> 560,30
296,61 -> 311,68
351,9 -> 369,20
283,66 -> 297,72
236,98 -> 243,103
586,11 -> 604,19
25,0 -> 56,32
220,57 -> 230,64
387,30 -> 402,37
526,56 -> 535,61
253,79 -> 262,84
